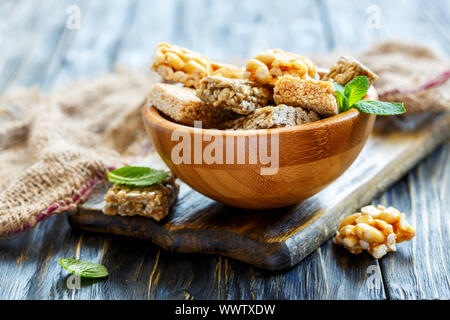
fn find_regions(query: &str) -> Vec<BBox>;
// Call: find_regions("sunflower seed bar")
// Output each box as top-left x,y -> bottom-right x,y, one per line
322,56 -> 378,85
197,76 -> 271,115
245,49 -> 318,86
333,205 -> 416,259
273,76 -> 339,117
148,83 -> 235,128
221,104 -> 320,130
103,175 -> 179,222
151,43 -> 244,88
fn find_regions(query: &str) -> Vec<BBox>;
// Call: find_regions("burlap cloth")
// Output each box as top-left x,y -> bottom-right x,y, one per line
0,42 -> 449,236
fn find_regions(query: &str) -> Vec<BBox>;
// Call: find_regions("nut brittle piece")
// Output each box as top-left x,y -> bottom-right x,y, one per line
103,174 -> 179,222
333,205 -> 415,259
273,76 -> 339,117
207,62 -> 245,80
148,83 -> 235,128
151,42 -> 210,88
322,56 -> 378,85
221,104 -> 320,130
245,49 -> 318,86
151,43 -> 244,88
197,76 -> 272,115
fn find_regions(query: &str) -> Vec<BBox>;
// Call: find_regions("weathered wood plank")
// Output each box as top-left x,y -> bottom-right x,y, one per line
114,0 -> 328,69
324,0 -> 450,300
0,0 -> 139,300
376,144 -> 450,299
73,113 -> 450,270
324,0 -> 448,54
0,0 -> 78,300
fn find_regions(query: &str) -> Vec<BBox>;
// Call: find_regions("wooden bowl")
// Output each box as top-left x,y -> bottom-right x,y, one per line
143,87 -> 377,209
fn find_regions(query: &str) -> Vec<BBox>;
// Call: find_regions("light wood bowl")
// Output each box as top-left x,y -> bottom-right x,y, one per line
143,87 -> 377,209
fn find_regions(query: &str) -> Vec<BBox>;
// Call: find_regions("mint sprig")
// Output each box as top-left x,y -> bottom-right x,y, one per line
106,166 -> 169,187
353,101 -> 406,115
58,258 -> 108,278
334,76 -> 406,115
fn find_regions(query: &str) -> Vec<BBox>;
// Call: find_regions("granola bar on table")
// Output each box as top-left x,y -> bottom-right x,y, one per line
151,42 -> 243,88
274,75 -> 339,117
322,56 -> 378,85
148,83 -> 235,128
197,76 -> 272,115
221,104 -> 320,130
104,174 -> 179,222
245,49 -> 318,85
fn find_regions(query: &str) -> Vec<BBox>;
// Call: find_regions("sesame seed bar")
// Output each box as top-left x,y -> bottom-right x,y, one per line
148,83 -> 235,128
103,175 -> 179,222
221,104 -> 320,130
197,76 -> 272,115
273,76 -> 339,117
322,56 -> 378,85
151,42 -> 243,88
245,49 -> 318,86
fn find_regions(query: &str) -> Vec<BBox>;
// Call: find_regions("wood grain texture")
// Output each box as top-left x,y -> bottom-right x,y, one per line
0,0 -> 448,299
72,112 -> 450,270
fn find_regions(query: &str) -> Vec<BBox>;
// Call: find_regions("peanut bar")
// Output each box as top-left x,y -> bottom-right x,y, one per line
151,42 -> 243,88
333,205 -> 415,259
245,49 -> 318,86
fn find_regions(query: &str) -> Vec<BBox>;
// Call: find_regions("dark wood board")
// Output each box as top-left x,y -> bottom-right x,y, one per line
72,113 -> 450,270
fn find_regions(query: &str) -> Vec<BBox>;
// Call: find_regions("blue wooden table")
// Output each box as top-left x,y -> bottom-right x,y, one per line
0,0 -> 449,299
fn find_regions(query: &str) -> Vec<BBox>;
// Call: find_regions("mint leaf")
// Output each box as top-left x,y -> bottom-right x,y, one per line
335,91 -> 349,112
353,100 -> 406,115
334,82 -> 345,95
106,166 -> 169,187
58,258 -> 108,278
344,76 -> 370,107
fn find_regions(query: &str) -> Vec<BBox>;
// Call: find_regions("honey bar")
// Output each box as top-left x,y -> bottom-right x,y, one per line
322,56 -> 378,85
273,76 -> 339,117
221,104 -> 320,130
103,175 -> 179,222
148,83 -> 235,128
197,76 -> 271,115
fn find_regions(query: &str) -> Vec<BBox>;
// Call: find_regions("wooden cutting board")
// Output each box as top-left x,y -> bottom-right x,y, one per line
70,113 -> 450,270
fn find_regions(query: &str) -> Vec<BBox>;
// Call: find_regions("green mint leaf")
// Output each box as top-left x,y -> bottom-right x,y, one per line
335,91 -> 349,112
344,76 -> 370,107
353,100 -> 406,115
334,82 -> 345,95
106,166 -> 169,187
58,258 -> 108,278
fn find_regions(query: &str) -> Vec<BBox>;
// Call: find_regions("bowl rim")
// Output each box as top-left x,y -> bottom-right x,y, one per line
143,86 -> 377,136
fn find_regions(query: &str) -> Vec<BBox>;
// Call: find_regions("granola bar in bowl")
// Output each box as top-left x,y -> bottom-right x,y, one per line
143,43 -> 383,209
